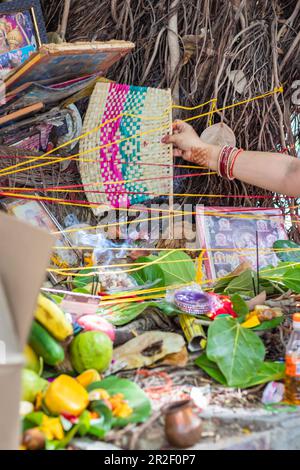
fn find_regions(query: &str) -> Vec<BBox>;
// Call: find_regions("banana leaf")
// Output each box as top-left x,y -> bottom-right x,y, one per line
88,376 -> 151,427
99,300 -> 181,326
73,269 -> 96,289
273,240 -> 300,264
207,316 -> 265,387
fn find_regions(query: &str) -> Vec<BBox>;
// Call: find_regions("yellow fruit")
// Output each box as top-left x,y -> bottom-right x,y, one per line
44,375 -> 89,417
35,294 -> 73,341
241,315 -> 261,328
24,345 -> 40,374
76,369 -> 101,388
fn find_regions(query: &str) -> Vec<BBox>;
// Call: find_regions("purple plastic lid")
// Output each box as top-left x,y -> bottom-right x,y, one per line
175,289 -> 211,306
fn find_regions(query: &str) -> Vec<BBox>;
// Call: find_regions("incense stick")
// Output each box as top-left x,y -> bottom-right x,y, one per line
256,230 -> 260,294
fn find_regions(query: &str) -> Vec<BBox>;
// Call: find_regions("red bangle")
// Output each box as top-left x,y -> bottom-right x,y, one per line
218,146 -> 236,178
228,148 -> 243,180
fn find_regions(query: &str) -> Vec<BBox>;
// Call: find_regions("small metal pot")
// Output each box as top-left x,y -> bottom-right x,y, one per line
163,399 -> 202,448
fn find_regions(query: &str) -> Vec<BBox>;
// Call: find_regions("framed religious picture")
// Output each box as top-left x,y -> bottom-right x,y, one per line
0,0 -> 47,79
196,205 -> 288,284
1,197 -> 81,285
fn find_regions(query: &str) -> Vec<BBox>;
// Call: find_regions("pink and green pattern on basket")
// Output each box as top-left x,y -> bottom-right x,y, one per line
99,83 -> 130,208
119,85 -> 148,205
99,84 -> 150,208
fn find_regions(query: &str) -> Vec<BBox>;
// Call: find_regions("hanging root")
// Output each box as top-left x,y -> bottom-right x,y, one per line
38,0 -> 300,226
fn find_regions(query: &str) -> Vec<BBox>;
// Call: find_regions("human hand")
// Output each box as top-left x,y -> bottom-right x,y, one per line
161,121 -> 212,166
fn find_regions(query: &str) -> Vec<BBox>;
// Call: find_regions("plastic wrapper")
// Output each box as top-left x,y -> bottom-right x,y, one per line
98,268 -> 137,293
262,381 -> 284,404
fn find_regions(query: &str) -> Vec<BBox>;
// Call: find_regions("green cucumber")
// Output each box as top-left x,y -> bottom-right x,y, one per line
29,321 -> 65,366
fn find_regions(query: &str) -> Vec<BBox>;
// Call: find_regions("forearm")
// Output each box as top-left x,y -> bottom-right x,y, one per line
207,144 -> 300,197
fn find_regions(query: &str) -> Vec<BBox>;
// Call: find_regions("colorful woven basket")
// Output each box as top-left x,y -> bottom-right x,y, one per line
79,82 -> 173,215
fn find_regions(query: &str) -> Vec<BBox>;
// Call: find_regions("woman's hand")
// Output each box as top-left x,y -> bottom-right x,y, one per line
161,121 -> 217,167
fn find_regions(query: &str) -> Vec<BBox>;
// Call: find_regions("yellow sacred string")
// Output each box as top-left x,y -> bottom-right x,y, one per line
49,248 -> 179,276
0,189 -> 294,232
48,256 -> 202,273
0,98 -> 215,175
208,99 -> 217,127
53,212 -> 294,237
98,282 -> 191,300
1,191 -> 294,237
0,86 -> 283,179
51,259 -> 299,305
196,250 -> 204,284
0,97 -> 216,172
49,254 -> 300,280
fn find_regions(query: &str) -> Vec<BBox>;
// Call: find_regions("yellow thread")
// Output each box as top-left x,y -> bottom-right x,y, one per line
208,99 -> 217,127
48,256 -> 201,273
0,87 -> 283,179
50,249 -> 178,276
0,190 -> 290,231
99,294 -> 165,306
196,251 -> 204,284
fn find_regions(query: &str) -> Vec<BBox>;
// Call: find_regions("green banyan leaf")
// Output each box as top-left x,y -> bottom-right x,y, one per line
230,294 -> 249,321
195,354 -> 285,389
22,411 -> 44,432
53,411 -> 91,450
261,262 -> 291,280
207,316 -> 265,387
131,251 -> 196,288
213,273 -> 235,294
243,362 -> 285,387
131,256 -> 165,288
194,353 -> 227,385
224,269 -> 279,297
224,269 -> 256,297
88,376 -> 152,427
253,316 -> 284,331
273,240 -> 300,264
88,400 -> 113,438
260,263 -> 295,294
281,266 -> 300,293
77,410 -> 91,437
156,251 -> 196,285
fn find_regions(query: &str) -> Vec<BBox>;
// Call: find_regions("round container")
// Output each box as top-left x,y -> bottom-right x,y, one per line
174,289 -> 211,316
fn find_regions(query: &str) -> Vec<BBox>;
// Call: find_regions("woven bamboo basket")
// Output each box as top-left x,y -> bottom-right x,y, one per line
79,82 -> 173,216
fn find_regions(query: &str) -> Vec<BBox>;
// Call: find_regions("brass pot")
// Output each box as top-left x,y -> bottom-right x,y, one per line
163,399 -> 202,448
